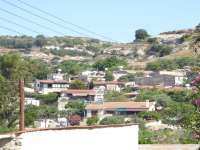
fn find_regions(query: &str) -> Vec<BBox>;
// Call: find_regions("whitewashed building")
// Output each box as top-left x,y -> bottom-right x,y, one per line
58,88 -> 105,111
34,69 -> 70,94
80,71 -> 106,82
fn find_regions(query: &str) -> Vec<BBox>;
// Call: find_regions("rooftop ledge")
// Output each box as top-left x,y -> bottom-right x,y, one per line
0,123 -> 138,137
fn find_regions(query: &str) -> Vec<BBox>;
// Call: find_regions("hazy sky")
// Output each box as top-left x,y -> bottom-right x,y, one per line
0,0 -> 199,42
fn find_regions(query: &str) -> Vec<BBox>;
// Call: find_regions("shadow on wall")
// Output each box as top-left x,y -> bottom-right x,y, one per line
0,137 -> 13,148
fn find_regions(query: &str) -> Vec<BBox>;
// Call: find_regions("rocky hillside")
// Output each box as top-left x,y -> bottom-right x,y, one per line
0,25 -> 200,69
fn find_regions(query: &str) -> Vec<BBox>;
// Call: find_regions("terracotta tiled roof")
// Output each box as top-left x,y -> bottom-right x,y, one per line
37,80 -> 70,84
62,89 -> 96,96
94,81 -> 125,85
86,101 -> 154,111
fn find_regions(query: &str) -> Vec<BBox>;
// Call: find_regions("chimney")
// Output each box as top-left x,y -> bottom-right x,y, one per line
146,100 -> 150,107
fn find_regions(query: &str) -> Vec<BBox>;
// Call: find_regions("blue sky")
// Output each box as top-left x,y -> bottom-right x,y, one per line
0,0 -> 199,42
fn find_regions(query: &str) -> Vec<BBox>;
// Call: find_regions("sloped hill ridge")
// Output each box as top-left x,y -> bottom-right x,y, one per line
0,26 -> 199,66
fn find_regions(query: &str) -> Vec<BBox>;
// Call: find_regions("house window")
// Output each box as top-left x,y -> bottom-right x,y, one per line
91,111 -> 98,116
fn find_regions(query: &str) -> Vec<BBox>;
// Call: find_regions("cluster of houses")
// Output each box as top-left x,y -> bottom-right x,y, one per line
26,67 -> 189,127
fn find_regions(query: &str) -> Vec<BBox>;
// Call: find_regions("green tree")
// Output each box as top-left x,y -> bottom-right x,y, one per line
25,105 -> 39,126
105,71 -> 114,81
27,59 -> 50,79
135,29 -> 149,41
69,80 -> 86,89
93,56 -> 127,71
58,60 -> 90,75
0,78 -> 18,128
105,91 -> 128,102
161,102 -> 195,125
65,101 -> 85,117
34,93 -> 58,105
0,53 -> 31,80
34,35 -> 47,48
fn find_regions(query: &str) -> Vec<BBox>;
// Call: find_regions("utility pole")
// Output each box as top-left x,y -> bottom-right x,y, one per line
19,79 -> 25,131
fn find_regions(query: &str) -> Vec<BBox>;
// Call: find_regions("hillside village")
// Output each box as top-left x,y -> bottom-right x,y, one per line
1,24 -> 200,145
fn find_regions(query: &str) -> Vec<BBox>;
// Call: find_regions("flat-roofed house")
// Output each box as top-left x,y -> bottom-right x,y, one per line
34,69 -> 70,94
35,80 -> 70,94
94,81 -> 125,92
86,101 -> 156,119
135,70 -> 187,87
80,71 -> 106,82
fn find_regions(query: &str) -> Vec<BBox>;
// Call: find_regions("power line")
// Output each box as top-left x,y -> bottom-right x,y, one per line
0,25 -> 22,35
0,7 -> 65,35
0,16 -> 41,35
1,0 -> 90,37
16,0 -> 116,42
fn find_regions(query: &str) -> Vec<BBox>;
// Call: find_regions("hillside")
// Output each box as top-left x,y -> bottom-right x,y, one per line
0,25 -> 200,69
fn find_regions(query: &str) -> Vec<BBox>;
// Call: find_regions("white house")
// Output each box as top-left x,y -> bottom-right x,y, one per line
44,45 -> 60,50
94,81 -> 125,92
113,70 -> 128,81
58,88 -> 105,111
35,80 -> 70,94
80,71 -> 106,82
25,97 -> 40,106
34,69 -> 70,94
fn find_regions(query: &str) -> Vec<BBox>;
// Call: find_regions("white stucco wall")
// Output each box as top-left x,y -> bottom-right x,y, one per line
19,125 -> 138,150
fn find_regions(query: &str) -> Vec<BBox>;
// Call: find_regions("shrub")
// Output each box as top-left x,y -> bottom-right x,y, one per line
0,127 -> 16,133
93,56 -> 127,71
147,44 -> 172,57
69,80 -> 86,89
34,93 -> 58,104
68,115 -> 81,126
105,91 -> 128,102
138,111 -> 161,121
86,116 -> 99,126
105,71 -> 114,81
118,73 -> 135,82
99,116 -> 124,125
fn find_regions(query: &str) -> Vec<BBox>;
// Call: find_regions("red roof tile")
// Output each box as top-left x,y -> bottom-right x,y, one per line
86,101 -> 154,110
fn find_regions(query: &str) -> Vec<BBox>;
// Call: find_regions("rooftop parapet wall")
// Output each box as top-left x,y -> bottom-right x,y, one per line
0,124 -> 139,150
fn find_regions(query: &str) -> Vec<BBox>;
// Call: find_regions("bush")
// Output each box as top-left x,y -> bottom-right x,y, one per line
105,71 -> 114,81
34,93 -> 58,104
58,60 -> 91,75
146,57 -> 200,71
68,115 -> 81,126
65,101 -> 85,117
69,80 -> 86,89
147,44 -> 172,57
138,111 -> 161,121
99,116 -> 124,125
105,91 -> 128,102
93,56 -> 127,71
118,74 -> 135,82
0,127 -> 16,133
146,59 -> 177,71
86,116 -> 99,126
